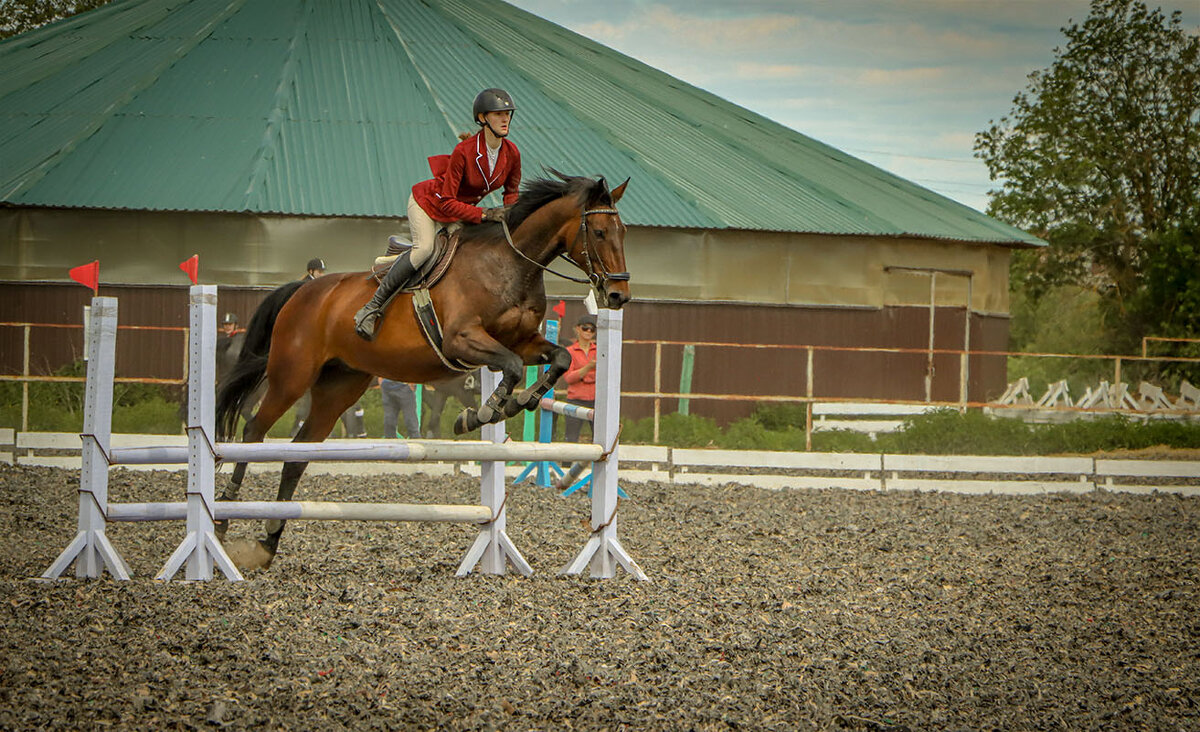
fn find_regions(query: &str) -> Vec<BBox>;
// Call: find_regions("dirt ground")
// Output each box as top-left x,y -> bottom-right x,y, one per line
2,463 -> 1198,730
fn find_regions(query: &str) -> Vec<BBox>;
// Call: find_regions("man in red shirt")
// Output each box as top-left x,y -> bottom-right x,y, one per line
562,314 -> 597,443
355,88 -> 522,340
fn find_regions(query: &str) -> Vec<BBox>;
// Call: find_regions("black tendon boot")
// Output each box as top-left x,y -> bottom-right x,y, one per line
354,252 -> 418,340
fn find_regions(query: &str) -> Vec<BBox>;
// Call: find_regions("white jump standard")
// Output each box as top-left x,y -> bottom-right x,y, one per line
42,285 -> 645,581
562,308 -> 646,580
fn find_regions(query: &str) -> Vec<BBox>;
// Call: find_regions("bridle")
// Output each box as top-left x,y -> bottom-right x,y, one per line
499,206 -> 631,289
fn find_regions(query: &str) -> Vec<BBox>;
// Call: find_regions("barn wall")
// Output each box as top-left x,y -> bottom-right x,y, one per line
2,207 -> 1019,427
2,208 -> 1014,313
2,282 -> 1009,427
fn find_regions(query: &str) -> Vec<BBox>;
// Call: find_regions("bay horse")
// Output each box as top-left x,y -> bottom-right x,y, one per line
422,371 -> 480,438
213,171 -> 630,568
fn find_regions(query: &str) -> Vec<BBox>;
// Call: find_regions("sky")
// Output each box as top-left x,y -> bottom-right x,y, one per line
506,0 -> 1200,214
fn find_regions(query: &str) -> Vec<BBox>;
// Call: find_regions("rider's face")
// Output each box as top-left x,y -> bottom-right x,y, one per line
481,110 -> 512,136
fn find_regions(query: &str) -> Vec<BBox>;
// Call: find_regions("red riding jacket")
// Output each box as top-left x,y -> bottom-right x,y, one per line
411,131 -> 521,224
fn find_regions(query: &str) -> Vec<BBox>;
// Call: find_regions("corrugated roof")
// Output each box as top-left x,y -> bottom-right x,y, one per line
0,0 -> 1042,245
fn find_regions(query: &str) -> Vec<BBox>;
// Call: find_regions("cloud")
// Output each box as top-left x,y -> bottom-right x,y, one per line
574,5 -> 803,55
731,61 -> 810,80
855,67 -> 949,86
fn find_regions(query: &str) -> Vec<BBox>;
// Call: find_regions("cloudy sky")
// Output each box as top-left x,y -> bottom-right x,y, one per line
506,0 -> 1199,214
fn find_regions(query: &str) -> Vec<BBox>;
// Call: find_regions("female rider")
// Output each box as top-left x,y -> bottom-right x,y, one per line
354,88 -> 522,340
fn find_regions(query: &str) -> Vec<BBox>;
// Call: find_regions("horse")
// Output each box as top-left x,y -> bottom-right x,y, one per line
213,171 -> 630,569
421,371 -> 480,438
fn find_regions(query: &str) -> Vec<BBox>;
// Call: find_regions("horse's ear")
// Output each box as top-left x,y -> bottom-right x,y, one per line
611,177 -> 630,204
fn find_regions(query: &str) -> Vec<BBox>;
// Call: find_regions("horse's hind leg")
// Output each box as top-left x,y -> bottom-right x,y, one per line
253,368 -> 373,567
216,377 -> 310,541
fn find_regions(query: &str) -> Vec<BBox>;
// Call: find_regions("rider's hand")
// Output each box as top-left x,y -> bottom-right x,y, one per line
481,207 -> 507,223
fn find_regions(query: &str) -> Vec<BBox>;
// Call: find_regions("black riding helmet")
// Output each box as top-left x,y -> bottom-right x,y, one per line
473,88 -> 516,130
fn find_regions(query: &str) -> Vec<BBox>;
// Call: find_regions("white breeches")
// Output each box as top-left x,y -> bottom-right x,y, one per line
407,194 -> 439,268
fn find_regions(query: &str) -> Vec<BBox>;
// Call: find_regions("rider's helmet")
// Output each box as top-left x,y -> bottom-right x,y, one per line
473,88 -> 516,126
222,312 -> 238,325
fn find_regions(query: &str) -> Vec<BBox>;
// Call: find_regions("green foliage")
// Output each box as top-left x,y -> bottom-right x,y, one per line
809,429 -> 878,453
621,412 -> 722,448
620,407 -> 1200,455
977,0 -> 1200,357
719,418 -> 807,451
111,397 -> 183,435
1033,415 -> 1200,454
748,403 -> 809,432
1,0 -> 114,40
877,409 -> 1034,455
1006,273 -> 1114,394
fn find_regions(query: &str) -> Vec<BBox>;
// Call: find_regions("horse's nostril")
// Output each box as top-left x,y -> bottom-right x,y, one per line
607,291 -> 629,309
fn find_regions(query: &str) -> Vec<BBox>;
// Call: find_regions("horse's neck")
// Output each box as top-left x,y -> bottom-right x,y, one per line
511,203 -> 576,267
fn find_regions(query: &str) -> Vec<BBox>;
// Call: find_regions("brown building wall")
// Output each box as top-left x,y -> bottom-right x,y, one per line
3,282 -> 1008,426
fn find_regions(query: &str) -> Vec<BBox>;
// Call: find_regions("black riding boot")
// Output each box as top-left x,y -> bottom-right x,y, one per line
354,253 -> 417,340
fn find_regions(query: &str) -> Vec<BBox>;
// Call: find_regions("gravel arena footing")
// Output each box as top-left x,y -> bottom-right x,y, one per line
2,463 -> 1198,730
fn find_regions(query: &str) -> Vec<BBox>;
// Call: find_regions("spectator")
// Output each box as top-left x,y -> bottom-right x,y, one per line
562,313 -> 597,443
381,379 -> 420,438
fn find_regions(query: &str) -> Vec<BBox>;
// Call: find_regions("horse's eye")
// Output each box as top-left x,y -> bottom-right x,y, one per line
592,228 -> 606,239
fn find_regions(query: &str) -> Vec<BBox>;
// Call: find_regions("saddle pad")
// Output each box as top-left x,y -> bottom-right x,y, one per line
412,288 -> 478,373
371,229 -> 463,291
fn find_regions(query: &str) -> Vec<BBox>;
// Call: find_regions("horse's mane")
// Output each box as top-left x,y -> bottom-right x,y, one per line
464,170 -> 612,239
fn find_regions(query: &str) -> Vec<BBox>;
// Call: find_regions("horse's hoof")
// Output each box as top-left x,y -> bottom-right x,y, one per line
475,404 -> 496,424
453,410 -> 475,435
214,519 -> 229,542
516,388 -> 539,407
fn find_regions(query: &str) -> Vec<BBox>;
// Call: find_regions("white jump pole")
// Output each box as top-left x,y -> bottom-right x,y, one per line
42,297 -> 132,580
107,440 -> 602,465
157,285 -> 242,581
562,308 -> 647,580
109,501 -> 492,523
456,368 -> 533,577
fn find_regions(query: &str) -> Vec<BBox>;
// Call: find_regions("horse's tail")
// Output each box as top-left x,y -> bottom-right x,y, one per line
215,280 -> 305,441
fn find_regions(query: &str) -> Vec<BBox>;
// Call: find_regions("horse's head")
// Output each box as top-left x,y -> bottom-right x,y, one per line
502,171 -> 632,309
566,174 -> 631,310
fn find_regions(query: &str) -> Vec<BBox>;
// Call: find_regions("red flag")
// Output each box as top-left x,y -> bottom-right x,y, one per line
552,300 -> 566,320
69,261 -> 100,294
179,254 -> 199,285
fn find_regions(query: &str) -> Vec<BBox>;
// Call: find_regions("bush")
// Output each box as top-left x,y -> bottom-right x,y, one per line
622,413 -> 721,448
112,396 -> 184,435
810,429 -> 878,453
879,408 -> 1034,455
749,403 -> 809,432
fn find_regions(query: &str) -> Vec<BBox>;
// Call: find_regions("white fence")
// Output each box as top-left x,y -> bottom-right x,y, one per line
10,431 -> 1197,496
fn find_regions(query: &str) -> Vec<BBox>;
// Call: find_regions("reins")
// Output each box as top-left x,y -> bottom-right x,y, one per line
499,206 -> 630,289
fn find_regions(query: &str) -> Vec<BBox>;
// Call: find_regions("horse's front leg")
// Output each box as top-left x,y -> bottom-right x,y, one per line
512,339 -> 571,411
444,329 -> 524,435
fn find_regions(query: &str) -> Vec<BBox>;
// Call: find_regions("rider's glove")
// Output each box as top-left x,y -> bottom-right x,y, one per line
481,207 -> 507,223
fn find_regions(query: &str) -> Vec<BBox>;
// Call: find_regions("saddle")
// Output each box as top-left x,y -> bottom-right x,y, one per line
370,227 -> 463,291
369,228 -> 477,373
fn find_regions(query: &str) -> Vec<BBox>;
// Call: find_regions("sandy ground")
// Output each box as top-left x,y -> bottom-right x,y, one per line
2,463 -> 1198,730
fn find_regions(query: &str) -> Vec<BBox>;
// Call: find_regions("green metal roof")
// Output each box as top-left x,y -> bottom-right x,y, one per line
0,0 -> 1042,245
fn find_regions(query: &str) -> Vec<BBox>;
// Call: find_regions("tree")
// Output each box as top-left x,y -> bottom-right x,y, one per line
0,0 -> 112,40
975,0 -> 1199,359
